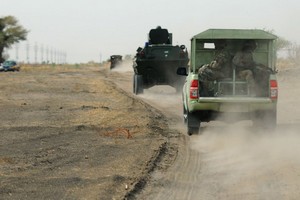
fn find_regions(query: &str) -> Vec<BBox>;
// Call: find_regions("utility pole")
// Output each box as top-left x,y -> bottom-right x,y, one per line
46,46 -> 49,64
15,43 -> 19,61
54,49 -> 56,64
64,52 -> 67,64
40,44 -> 44,64
34,42 -> 38,64
50,47 -> 53,64
26,42 -> 30,64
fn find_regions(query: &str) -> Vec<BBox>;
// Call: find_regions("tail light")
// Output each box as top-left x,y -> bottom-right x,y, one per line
270,80 -> 278,100
190,80 -> 199,99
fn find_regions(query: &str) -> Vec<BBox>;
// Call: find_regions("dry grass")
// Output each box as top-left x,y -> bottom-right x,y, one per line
277,58 -> 300,71
19,63 -> 109,72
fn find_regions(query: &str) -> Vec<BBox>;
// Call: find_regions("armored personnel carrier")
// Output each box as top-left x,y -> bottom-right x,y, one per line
133,26 -> 189,94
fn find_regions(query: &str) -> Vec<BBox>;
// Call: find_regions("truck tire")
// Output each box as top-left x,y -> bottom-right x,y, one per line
187,112 -> 200,136
133,74 -> 144,95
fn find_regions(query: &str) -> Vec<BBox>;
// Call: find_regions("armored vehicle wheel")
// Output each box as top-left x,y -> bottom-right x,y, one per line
133,74 -> 144,95
187,112 -> 200,135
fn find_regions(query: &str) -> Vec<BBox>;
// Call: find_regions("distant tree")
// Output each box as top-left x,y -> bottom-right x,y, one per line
0,16 -> 28,63
276,36 -> 291,51
263,28 -> 291,51
287,42 -> 300,64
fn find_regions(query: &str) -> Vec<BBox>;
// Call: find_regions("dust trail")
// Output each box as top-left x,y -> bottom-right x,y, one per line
189,124 -> 300,199
139,86 -> 182,117
111,60 -> 133,72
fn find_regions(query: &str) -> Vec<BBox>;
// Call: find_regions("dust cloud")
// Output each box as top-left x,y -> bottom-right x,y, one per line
189,67 -> 300,195
139,86 -> 183,117
189,123 -> 300,198
111,62 -> 300,198
179,67 -> 300,198
110,59 -> 133,72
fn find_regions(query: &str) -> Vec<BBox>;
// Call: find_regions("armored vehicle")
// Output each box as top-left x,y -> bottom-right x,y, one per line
177,29 -> 278,135
110,55 -> 122,69
133,26 -> 189,94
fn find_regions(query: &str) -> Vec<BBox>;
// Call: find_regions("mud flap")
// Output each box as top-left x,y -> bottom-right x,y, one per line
187,112 -> 201,135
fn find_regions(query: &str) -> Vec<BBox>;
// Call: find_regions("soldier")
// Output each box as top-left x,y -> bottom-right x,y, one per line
198,40 -> 231,96
198,40 -> 231,81
232,40 -> 257,95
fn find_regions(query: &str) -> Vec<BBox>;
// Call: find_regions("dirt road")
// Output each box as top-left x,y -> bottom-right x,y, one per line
111,64 -> 300,200
1,63 -> 300,200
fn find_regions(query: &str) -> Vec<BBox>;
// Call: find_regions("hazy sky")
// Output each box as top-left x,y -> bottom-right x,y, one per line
2,0 -> 300,63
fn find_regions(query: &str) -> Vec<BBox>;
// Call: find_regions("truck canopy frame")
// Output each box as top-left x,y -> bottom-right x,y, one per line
190,29 -> 278,72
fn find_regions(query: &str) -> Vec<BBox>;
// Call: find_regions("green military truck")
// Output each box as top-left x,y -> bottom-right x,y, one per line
177,29 -> 278,135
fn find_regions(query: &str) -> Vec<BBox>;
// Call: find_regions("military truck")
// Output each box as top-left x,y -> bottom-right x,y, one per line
177,29 -> 278,135
110,55 -> 122,69
133,26 -> 189,94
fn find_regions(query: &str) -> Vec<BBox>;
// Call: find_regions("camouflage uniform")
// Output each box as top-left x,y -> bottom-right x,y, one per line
198,43 -> 231,96
232,41 -> 256,94
213,48 -> 231,76
198,49 -> 230,82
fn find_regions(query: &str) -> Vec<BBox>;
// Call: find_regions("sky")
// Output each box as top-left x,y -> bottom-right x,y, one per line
2,0 -> 300,63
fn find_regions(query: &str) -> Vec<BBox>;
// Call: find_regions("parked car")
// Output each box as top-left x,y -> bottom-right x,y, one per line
2,60 -> 20,72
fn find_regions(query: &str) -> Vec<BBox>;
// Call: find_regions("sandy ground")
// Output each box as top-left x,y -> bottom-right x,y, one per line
1,62 -> 300,200
0,65 -> 178,200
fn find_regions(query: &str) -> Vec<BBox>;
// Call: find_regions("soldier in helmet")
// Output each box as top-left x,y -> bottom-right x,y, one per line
232,40 -> 257,95
198,40 -> 231,81
198,40 -> 231,96
211,40 -> 232,77
233,40 -> 276,96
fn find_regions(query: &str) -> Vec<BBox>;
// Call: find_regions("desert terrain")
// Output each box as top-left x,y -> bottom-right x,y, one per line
0,64 -> 179,200
1,62 -> 300,200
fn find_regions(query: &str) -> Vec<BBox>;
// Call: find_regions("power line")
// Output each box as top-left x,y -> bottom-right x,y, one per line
9,41 -> 67,64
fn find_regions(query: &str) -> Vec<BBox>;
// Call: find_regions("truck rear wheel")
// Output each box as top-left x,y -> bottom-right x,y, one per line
133,74 -> 144,95
187,112 -> 200,135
